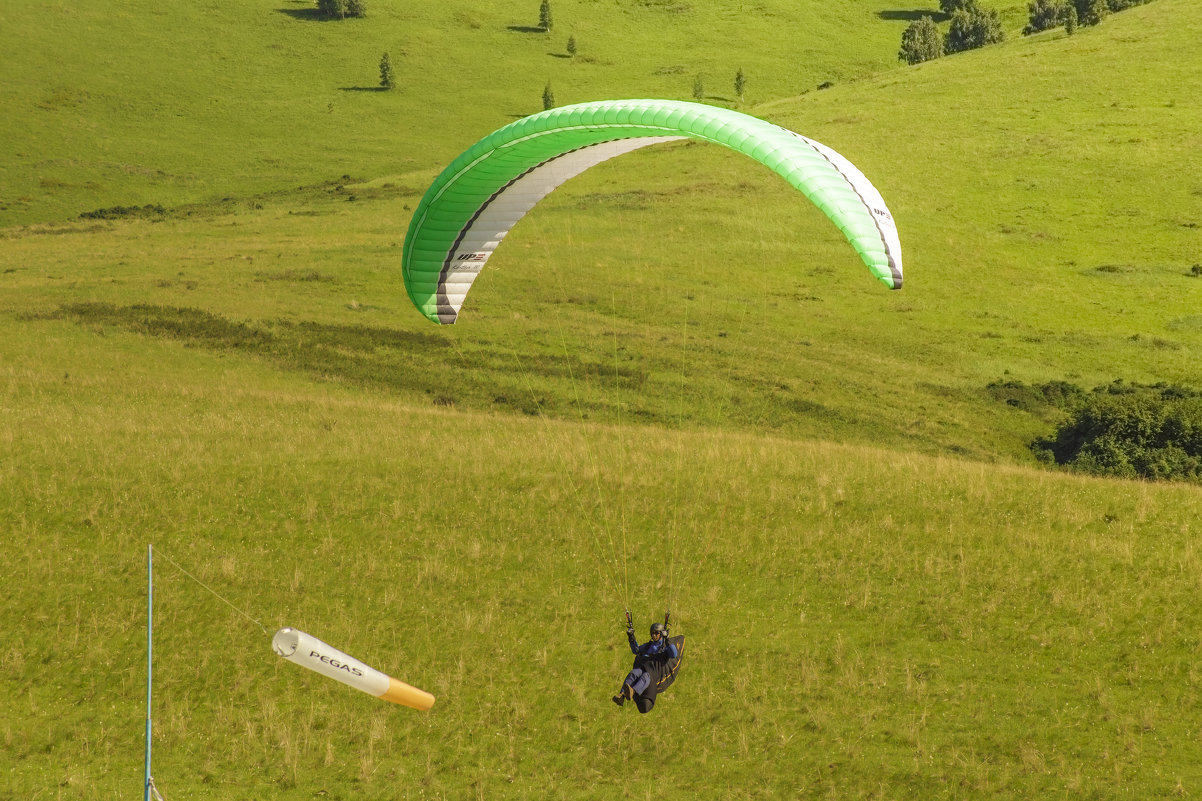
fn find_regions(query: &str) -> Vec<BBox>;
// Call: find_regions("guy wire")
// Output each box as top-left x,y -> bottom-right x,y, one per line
150,545 -> 270,636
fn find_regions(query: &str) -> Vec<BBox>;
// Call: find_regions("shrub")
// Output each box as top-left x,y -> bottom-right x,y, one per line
542,82 -> 555,110
986,378 -> 1084,411
939,0 -> 975,13
1064,5 -> 1079,32
1032,381 -> 1202,483
899,15 -> 943,63
1072,0 -> 1109,25
317,0 -> 365,18
317,0 -> 346,18
1024,0 -> 1067,34
945,6 -> 1005,53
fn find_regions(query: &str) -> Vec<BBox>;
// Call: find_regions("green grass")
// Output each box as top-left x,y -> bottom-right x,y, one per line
0,0 -> 1029,227
3,0 -> 1202,798
4,342 -> 1202,798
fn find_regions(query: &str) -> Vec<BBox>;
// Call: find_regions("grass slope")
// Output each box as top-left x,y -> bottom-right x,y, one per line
3,0 -> 1202,798
3,335 -> 1202,799
0,0 -> 1027,227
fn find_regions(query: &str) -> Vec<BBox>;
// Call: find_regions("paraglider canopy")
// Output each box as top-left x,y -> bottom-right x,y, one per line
401,98 -> 902,325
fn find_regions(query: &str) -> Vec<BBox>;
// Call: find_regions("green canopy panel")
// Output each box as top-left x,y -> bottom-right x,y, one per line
402,99 -> 903,324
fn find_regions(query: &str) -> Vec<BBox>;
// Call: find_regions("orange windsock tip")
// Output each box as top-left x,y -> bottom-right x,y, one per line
380,676 -> 436,711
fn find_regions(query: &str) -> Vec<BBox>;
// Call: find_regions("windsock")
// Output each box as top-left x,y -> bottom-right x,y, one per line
272,627 -> 435,711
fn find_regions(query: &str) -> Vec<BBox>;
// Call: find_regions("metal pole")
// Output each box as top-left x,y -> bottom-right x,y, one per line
144,544 -> 153,801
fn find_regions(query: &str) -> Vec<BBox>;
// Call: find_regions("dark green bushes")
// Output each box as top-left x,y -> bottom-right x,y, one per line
899,1 -> 1002,62
986,378 -> 1084,411
1024,0 -> 1068,33
944,5 -> 1005,53
995,379 -> 1202,482
1025,0 -> 1154,35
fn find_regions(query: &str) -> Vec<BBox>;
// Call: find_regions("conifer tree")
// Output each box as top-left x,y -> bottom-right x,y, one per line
379,52 -> 395,89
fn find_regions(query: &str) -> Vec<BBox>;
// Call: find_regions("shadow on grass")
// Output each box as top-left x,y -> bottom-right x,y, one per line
878,9 -> 949,21
340,86 -> 389,92
53,302 -> 652,417
507,25 -> 547,33
276,8 -> 328,21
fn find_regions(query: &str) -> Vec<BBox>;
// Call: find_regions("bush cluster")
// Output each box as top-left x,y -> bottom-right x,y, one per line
1024,0 -> 1154,35
899,1 -> 1003,64
998,379 -> 1202,483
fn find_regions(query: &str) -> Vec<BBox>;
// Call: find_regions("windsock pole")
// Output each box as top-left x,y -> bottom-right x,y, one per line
144,544 -> 153,801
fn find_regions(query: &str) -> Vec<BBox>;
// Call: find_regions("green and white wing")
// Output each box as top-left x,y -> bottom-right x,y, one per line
402,99 -> 902,324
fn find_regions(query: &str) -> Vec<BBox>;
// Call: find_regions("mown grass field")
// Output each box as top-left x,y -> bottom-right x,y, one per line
3,0 -> 1202,798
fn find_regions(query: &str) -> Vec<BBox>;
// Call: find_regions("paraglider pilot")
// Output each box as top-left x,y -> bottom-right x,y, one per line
613,619 -> 678,711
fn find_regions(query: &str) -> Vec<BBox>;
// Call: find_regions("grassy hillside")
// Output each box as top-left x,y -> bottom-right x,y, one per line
0,0 -> 1027,227
4,335 -> 1202,799
3,0 -> 1202,799
3,0 -> 1199,460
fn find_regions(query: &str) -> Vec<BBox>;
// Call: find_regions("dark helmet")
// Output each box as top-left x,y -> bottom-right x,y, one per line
650,622 -> 667,636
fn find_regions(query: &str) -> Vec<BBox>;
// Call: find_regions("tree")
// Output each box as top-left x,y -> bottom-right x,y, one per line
1024,0 -> 1067,34
542,82 -> 555,110
944,6 -> 1005,54
1073,0 -> 1109,25
939,0 -> 975,13
539,0 -> 553,32
379,52 -> 395,90
692,74 -> 704,101
734,68 -> 746,104
566,34 -> 577,57
317,0 -> 347,19
346,0 -> 366,17
899,15 -> 943,63
1064,4 -> 1079,32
